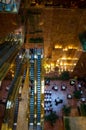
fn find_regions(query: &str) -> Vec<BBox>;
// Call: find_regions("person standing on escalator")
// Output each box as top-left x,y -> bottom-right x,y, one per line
30,79 -> 34,95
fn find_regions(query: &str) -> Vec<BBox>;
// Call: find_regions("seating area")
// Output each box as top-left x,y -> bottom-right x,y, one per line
52,84 -> 58,91
44,79 -> 86,117
44,90 -> 52,113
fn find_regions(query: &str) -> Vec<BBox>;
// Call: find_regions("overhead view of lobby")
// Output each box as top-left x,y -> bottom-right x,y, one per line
0,0 -> 86,130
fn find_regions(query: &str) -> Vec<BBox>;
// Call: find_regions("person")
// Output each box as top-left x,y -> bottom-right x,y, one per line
29,79 -> 34,95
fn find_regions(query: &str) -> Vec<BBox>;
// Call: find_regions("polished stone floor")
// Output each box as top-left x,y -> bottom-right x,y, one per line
16,69 -> 29,130
44,80 -> 77,117
44,118 -> 64,130
44,80 -> 80,130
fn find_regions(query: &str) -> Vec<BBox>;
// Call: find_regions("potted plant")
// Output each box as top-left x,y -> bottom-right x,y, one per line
73,90 -> 81,99
45,111 -> 59,126
62,105 -> 71,116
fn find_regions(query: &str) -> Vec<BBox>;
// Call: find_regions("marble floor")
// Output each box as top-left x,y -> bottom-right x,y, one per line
44,80 -> 77,117
44,80 -> 80,130
16,69 -> 29,130
44,118 -> 64,130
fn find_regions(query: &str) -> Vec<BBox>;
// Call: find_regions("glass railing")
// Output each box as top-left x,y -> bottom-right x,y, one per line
0,42 -> 19,67
7,60 -> 22,97
0,48 -> 19,80
0,42 -> 12,58
13,97 -> 19,127
0,0 -> 21,13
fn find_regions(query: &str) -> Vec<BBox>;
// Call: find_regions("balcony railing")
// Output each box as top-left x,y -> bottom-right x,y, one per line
0,0 -> 21,13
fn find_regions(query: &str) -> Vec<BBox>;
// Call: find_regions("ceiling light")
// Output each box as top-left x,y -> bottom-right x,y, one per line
19,55 -> 22,58
60,61 -> 63,66
64,63 -> 67,66
68,46 -> 73,49
74,63 -> 76,66
68,46 -> 78,50
61,57 -> 66,60
57,59 -> 59,62
63,48 -> 68,51
39,22 -> 44,26
55,45 -> 62,49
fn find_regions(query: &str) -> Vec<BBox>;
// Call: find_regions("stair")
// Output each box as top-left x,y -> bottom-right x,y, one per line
29,54 -> 34,124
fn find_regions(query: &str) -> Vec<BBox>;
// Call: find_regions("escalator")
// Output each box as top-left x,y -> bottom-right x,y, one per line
13,56 -> 20,129
37,50 -> 42,130
37,54 -> 41,122
29,53 -> 35,130
0,44 -> 20,81
0,41 -> 12,57
3,56 -> 24,129
0,41 -> 19,67
29,49 -> 42,130
13,98 -> 19,130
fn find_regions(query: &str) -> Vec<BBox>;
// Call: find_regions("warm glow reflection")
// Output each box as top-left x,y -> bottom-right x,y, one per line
41,80 -> 44,94
44,62 -> 56,73
54,45 -> 62,49
34,80 -> 36,94
64,66 -> 67,71
59,63 -> 77,66
74,63 -> 76,66
60,57 -> 78,60
60,61 -> 63,66
44,47 -> 80,73
50,63 -> 55,71
10,63 -> 14,67
12,74 -> 14,77
44,59 -> 77,73
63,48 -> 68,51
54,45 -> 79,50
68,46 -> 78,50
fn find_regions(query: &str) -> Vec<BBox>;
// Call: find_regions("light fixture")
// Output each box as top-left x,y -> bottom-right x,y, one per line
63,48 -> 68,51
54,45 -> 62,49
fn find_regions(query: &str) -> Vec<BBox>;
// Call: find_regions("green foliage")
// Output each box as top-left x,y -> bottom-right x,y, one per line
45,112 -> 59,126
27,9 -> 41,15
60,71 -> 70,80
29,30 -> 43,34
79,32 -> 86,51
21,16 -> 25,23
62,105 -> 71,116
45,76 -> 58,80
64,118 -> 71,130
80,104 -> 86,116
29,37 -> 44,43
73,90 -> 81,99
